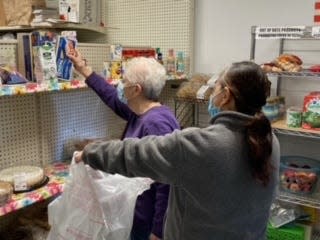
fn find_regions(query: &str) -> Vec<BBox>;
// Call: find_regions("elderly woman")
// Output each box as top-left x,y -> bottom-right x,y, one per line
68,50 -> 180,240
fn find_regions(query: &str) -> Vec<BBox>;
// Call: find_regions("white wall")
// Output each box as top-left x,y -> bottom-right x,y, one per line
194,0 -> 318,105
194,0 -> 319,158
194,0 -> 314,74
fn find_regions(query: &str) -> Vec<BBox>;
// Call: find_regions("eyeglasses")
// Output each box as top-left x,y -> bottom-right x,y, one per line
213,78 -> 239,100
120,79 -> 138,89
124,84 -> 137,89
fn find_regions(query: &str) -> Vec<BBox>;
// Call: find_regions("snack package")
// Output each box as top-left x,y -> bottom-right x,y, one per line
33,43 -> 58,87
103,61 -> 122,85
176,73 -> 211,100
56,31 -> 78,81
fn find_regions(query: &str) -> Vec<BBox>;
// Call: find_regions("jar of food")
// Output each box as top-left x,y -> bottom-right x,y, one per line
287,107 -> 302,128
302,91 -> 320,130
262,97 -> 279,121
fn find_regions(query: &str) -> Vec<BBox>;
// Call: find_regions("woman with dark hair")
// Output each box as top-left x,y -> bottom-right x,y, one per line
75,61 -> 280,240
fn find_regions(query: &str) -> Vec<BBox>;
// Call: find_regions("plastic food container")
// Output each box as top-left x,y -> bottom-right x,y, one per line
280,156 -> 320,195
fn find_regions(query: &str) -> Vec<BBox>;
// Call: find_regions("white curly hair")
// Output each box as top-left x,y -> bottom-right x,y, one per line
124,57 -> 166,101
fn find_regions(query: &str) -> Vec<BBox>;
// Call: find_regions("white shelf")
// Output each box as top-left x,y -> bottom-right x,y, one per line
0,23 -> 110,35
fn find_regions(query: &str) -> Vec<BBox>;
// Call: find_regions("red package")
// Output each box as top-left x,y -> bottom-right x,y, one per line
310,65 -> 320,73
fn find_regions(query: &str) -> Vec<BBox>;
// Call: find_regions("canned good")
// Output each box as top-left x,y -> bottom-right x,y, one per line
262,97 -> 279,122
287,107 -> 302,128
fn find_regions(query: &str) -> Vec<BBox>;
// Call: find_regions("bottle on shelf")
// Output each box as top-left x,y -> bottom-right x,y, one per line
156,48 -> 164,65
166,48 -> 176,76
262,97 -> 279,122
176,51 -> 185,76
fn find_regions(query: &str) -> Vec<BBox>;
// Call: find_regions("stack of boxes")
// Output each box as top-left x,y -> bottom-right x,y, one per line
104,45 -> 156,85
104,45 -> 186,84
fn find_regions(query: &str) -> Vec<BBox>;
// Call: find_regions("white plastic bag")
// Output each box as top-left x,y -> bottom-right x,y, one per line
47,153 -> 152,240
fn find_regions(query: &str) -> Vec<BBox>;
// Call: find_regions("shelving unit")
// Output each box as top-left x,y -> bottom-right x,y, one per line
272,120 -> 320,140
0,3 -> 110,232
0,1 -> 194,233
174,97 -> 209,128
0,23 -> 109,34
274,119 -> 320,210
0,24 -> 109,43
251,25 -> 320,236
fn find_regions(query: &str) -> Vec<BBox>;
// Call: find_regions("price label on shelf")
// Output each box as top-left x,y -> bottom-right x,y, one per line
14,173 -> 28,191
255,26 -> 305,39
312,26 -> 320,38
196,85 -> 210,100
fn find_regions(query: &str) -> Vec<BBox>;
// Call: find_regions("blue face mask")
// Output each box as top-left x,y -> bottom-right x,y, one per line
208,90 -> 225,118
208,95 -> 220,118
117,81 -> 127,104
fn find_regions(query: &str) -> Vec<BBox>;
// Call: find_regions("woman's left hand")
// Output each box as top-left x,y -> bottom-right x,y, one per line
74,151 -> 83,163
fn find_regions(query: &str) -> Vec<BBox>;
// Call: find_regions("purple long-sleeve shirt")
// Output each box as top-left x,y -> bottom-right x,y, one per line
85,72 -> 180,238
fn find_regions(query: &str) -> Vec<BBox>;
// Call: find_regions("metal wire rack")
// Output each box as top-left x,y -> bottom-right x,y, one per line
313,231 -> 320,240
267,71 -> 320,78
272,120 -> 320,140
174,97 -> 209,128
278,191 -> 320,210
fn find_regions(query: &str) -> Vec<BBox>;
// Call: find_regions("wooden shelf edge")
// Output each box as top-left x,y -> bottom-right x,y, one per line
272,119 -> 320,135
0,23 -> 111,35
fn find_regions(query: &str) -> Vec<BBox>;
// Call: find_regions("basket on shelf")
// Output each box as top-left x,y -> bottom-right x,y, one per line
280,155 -> 320,195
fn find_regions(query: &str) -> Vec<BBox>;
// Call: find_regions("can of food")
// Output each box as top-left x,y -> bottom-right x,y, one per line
286,107 -> 302,128
302,91 -> 320,130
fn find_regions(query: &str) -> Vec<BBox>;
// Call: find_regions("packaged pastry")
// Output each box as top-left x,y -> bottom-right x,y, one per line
260,62 -> 282,73
310,65 -> 320,73
275,54 -> 303,72
176,73 -> 211,100
0,165 -> 45,192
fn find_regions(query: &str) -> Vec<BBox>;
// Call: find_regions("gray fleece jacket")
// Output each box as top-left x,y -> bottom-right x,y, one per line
82,111 -> 280,240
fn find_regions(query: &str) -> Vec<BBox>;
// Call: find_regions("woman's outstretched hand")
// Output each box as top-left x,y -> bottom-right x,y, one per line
74,151 -> 83,163
66,49 -> 93,78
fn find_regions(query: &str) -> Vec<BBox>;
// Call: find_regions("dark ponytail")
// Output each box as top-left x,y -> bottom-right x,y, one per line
223,61 -> 274,186
246,112 -> 273,186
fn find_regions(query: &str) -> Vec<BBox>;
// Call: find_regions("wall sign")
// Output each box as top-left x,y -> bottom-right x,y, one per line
255,26 -> 305,39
